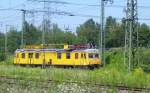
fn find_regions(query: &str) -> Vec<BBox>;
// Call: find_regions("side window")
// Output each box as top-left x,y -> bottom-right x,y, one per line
88,53 -> 93,58
84,53 -> 86,59
22,53 -> 25,59
57,52 -> 61,59
66,52 -> 70,59
81,53 -> 84,58
29,53 -> 33,58
35,53 -> 39,59
95,54 -> 99,58
75,53 -> 78,59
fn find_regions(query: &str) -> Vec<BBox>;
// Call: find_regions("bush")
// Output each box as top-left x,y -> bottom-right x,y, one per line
140,49 -> 150,72
0,52 -> 5,61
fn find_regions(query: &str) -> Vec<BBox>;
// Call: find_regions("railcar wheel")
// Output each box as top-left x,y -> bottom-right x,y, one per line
88,65 -> 95,70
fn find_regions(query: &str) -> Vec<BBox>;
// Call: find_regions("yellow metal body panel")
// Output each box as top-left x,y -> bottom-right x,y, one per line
14,50 -> 101,66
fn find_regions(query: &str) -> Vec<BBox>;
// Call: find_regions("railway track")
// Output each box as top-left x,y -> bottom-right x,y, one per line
0,76 -> 149,92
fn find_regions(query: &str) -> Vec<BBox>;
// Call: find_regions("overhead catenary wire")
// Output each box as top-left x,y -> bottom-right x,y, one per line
1,7 -> 150,21
27,0 -> 150,9
0,8 -> 149,19
0,1 -> 150,38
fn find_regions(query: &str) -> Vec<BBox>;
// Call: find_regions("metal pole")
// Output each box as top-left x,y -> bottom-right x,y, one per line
42,0 -> 46,45
5,25 -> 8,61
135,0 -> 139,66
21,10 -> 26,48
129,19 -> 132,72
31,12 -> 35,25
100,0 -> 105,66
42,0 -> 46,68
124,17 -> 127,66
100,0 -> 113,66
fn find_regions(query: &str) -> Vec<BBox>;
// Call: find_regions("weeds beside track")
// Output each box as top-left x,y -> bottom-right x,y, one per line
0,76 -> 149,92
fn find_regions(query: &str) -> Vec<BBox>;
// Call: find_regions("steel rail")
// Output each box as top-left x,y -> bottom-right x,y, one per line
0,76 -> 149,92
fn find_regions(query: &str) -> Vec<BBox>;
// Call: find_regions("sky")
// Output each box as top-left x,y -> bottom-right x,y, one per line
0,0 -> 150,32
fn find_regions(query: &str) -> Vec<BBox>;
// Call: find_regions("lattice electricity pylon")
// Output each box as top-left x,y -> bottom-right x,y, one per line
28,0 -> 67,45
125,0 -> 139,72
100,0 -> 113,66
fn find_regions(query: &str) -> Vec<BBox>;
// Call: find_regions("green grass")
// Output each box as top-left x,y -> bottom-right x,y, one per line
0,49 -> 150,89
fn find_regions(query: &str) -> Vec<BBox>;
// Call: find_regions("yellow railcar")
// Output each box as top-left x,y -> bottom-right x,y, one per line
14,44 -> 101,68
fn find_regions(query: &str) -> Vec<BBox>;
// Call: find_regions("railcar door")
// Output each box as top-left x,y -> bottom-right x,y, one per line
15,53 -> 19,64
28,53 -> 34,65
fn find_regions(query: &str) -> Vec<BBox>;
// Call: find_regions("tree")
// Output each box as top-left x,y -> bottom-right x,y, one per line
138,23 -> 150,47
7,28 -> 21,53
76,19 -> 100,47
64,31 -> 77,44
50,24 -> 65,44
24,22 -> 41,45
105,16 -> 125,48
0,32 -> 5,61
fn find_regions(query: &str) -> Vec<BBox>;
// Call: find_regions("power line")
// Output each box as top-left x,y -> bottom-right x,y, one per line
27,0 -> 150,8
1,8 -> 150,21
106,5 -> 150,8
1,4 -> 150,11
28,0 -> 148,8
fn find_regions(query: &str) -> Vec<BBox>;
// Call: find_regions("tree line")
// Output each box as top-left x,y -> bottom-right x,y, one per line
0,16 -> 150,67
